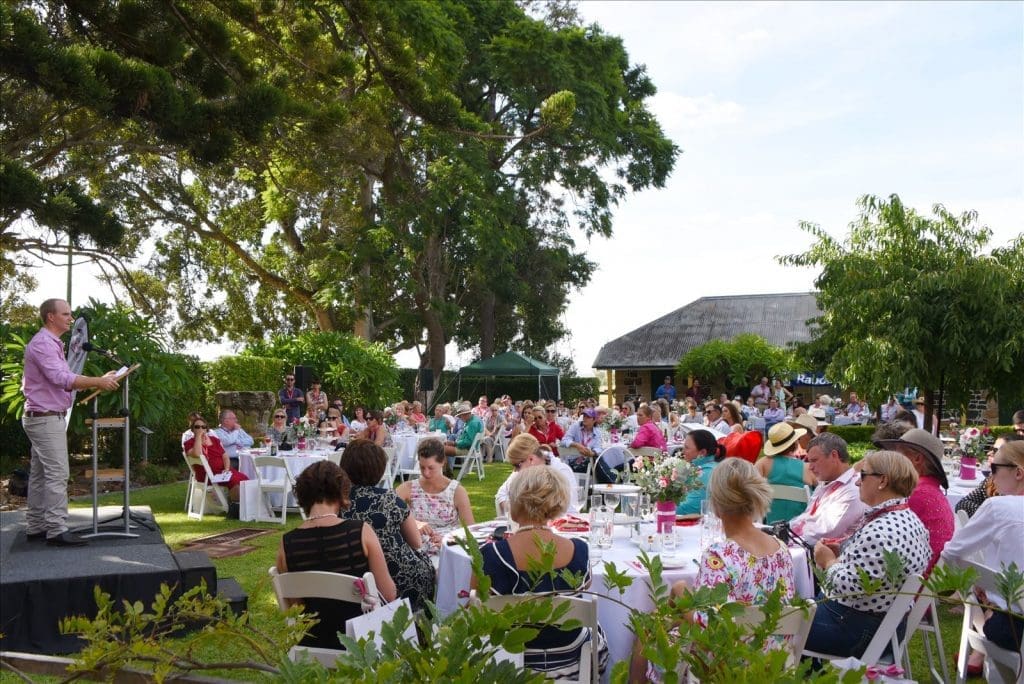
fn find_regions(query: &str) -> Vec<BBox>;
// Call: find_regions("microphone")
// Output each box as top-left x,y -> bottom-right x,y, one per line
82,342 -> 125,365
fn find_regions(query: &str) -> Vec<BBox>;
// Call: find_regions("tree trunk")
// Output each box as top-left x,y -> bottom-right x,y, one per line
923,387 -> 935,435
417,230 -> 447,381
353,172 -> 377,341
479,290 -> 496,359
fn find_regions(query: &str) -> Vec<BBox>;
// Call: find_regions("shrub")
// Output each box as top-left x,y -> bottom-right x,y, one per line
825,425 -> 876,444
135,462 -> 184,486
207,355 -> 288,393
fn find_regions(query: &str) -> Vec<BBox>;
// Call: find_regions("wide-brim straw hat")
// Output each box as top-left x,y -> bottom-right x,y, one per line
455,401 -> 474,416
788,413 -> 822,435
764,422 -> 807,456
914,397 -> 926,406
877,428 -> 948,489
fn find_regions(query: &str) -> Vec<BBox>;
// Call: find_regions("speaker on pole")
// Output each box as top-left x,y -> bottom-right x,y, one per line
418,368 -> 434,392
293,365 -> 313,392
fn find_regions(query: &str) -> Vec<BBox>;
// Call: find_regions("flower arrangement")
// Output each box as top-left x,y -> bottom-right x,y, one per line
628,454 -> 703,503
289,419 -> 315,441
603,413 -> 625,431
954,425 -> 993,460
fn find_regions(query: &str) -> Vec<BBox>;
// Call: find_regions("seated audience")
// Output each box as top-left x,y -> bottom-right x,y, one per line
276,460 -> 397,649
266,409 -> 289,444
395,438 -> 474,546
495,434 -> 542,516
427,403 -> 449,434
561,408 -> 606,475
761,398 -> 786,430
955,434 -> 1023,518
786,413 -> 822,458
356,410 -> 391,447
789,433 -> 867,544
675,429 -> 727,515
409,401 -> 427,425
941,440 -> 1024,667
528,404 -> 565,456
349,406 -> 368,434
721,402 -> 745,434
880,396 -> 900,423
876,428 -> 954,571
804,451 -> 931,659
445,401 -> 483,458
319,405 -> 348,446
631,458 -> 795,681
339,439 -> 434,609
476,466 -> 608,680
184,417 -> 248,500
299,403 -> 321,428
213,409 -> 254,469
482,403 -> 506,463
755,423 -> 816,523
181,411 -> 202,446
630,405 -> 667,451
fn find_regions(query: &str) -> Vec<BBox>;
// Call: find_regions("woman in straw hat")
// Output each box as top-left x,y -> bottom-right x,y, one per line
755,422 -> 816,523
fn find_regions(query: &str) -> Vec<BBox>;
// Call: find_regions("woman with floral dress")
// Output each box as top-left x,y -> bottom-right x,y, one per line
395,438 -> 474,549
630,458 -> 795,681
339,439 -> 434,609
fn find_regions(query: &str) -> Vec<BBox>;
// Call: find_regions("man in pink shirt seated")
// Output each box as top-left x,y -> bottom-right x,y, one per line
789,433 -> 867,544
630,404 -> 666,451
878,427 -> 954,572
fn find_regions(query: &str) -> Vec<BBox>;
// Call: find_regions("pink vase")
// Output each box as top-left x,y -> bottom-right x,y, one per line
959,456 -> 977,480
656,500 -> 676,533
297,437 -> 307,451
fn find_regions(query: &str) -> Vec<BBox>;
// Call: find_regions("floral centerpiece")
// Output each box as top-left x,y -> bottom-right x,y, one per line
954,426 -> 993,460
289,419 -> 315,441
603,413 -> 625,432
628,454 -> 703,503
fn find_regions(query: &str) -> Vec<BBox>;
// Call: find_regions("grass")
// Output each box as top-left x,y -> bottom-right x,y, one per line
1,457 -> 964,681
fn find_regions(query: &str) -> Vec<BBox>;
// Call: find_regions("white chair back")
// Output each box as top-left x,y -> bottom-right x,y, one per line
734,602 -> 818,669
184,450 -> 229,520
253,455 -> 299,524
769,484 -> 811,504
955,560 -> 1024,684
455,432 -> 486,482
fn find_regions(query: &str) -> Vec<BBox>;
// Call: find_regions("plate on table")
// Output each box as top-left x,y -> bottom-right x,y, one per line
658,554 -> 689,569
613,513 -> 642,525
597,483 -> 642,494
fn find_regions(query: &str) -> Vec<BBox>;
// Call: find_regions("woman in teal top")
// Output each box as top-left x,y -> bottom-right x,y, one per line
755,422 -> 816,523
676,429 -> 727,515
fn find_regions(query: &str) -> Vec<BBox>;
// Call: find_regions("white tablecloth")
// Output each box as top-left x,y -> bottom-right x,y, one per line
237,450 -> 328,508
392,431 -> 448,470
946,476 -> 980,509
435,522 -> 813,673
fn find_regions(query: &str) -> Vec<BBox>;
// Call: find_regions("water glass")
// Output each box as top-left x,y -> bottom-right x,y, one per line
603,492 -> 620,512
591,494 -> 604,513
638,494 -> 652,520
661,528 -> 678,557
592,506 -> 614,550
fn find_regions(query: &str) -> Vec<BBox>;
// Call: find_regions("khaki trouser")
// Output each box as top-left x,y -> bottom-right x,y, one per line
22,414 -> 70,538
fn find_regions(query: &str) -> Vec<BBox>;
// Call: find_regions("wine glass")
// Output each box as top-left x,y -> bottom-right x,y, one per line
262,433 -> 272,451
603,492 -> 620,512
638,494 -> 652,520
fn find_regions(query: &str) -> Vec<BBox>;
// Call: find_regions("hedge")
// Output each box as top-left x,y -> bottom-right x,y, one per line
825,425 -> 877,444
396,369 -> 600,408
206,355 -> 288,394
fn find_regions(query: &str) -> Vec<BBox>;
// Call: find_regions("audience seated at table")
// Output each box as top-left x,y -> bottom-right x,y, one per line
319,405 -> 348,446
408,400 -> 427,425
755,423 -> 815,523
475,465 -> 608,680
561,408 -> 606,478
721,402 -> 745,434
675,429 -> 726,515
266,409 -> 289,444
788,433 -> 867,545
941,440 -> 1024,668
445,401 -> 483,458
955,433 -> 1022,518
276,460 -> 397,649
528,404 -> 565,456
630,458 -> 796,681
875,428 -> 954,572
496,434 -> 559,516
214,409 -> 254,469
761,398 -> 786,431
339,439 -> 434,609
395,437 -> 474,547
804,450 -> 931,659
184,416 -> 248,501
356,410 -> 391,448
348,406 -> 368,434
703,403 -> 730,434
630,405 -> 666,451
299,403 -> 321,428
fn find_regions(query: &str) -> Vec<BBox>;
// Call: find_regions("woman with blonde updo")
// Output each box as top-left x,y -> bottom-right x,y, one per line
475,466 -> 608,679
630,458 -> 796,680
494,433 -> 544,516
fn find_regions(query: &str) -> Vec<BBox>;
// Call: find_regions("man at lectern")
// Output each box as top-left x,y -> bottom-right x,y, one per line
22,299 -> 121,547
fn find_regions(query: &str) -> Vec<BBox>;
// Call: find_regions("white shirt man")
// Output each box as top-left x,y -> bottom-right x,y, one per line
213,410 -> 254,462
750,378 -> 771,408
788,433 -> 867,544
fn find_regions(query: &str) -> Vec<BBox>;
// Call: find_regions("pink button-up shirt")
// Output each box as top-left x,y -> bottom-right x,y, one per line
908,474 -> 955,572
23,327 -> 77,412
630,421 -> 667,450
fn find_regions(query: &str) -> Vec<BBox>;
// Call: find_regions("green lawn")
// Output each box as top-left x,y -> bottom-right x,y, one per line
36,459 -> 965,681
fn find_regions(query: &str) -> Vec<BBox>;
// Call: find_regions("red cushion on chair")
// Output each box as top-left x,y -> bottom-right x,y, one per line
718,431 -> 763,463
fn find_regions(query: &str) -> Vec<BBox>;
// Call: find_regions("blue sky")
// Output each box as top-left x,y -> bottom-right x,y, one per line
551,1 -> 1023,373
31,2 -> 1023,376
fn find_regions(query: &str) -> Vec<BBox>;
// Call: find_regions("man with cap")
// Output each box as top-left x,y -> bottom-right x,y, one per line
876,428 -> 954,571
789,433 -> 867,544
444,401 -> 484,459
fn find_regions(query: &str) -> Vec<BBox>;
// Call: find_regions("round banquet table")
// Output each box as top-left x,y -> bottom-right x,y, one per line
946,476 -> 982,509
392,431 -> 448,471
237,449 -> 329,509
435,520 -> 813,676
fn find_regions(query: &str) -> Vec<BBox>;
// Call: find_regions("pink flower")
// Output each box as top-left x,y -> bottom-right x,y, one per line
659,477 -> 669,488
457,589 -> 470,599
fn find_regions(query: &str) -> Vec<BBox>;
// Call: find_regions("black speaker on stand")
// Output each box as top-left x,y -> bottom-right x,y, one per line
293,365 -> 313,393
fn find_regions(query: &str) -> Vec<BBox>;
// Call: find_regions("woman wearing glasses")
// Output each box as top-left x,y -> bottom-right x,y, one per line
528,406 -> 564,457
942,440 -> 1024,671
266,410 -> 289,443
184,418 -> 249,501
803,450 -> 930,658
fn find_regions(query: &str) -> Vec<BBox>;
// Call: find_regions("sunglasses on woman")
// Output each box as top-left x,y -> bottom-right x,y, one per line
192,424 -> 207,430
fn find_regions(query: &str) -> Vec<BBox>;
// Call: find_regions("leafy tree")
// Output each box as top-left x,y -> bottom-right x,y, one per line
780,194 -> 1024,425
245,331 -> 401,410
5,1 -> 678,382
675,334 -> 795,398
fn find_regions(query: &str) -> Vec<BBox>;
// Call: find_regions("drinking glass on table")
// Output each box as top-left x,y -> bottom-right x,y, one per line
603,492 -> 620,512
595,506 -> 614,550
662,527 -> 678,557
590,494 -> 604,513
262,433 -> 272,450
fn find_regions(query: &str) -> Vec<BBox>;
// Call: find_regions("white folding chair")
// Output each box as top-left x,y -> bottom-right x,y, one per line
182,449 -> 197,513
955,560 -> 1024,684
492,432 -> 510,462
803,573 -> 924,667
327,450 -> 342,466
474,591 -> 600,683
268,566 -> 378,668
253,455 -> 300,524
955,508 -> 970,530
378,447 -> 398,487
901,591 -> 949,683
185,451 -> 230,520
455,432 -> 485,482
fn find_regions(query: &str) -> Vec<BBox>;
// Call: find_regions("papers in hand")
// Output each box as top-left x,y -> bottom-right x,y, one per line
210,472 -> 232,484
114,366 -> 131,378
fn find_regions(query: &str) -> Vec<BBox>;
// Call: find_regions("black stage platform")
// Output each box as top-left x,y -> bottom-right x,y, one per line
0,506 -> 243,654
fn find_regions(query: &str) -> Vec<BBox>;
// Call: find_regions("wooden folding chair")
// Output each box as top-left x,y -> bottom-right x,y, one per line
955,560 -> 1024,684
184,451 -> 230,520
268,566 -> 379,668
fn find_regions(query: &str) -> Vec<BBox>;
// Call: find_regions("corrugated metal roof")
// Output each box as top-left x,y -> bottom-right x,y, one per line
592,292 -> 820,369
